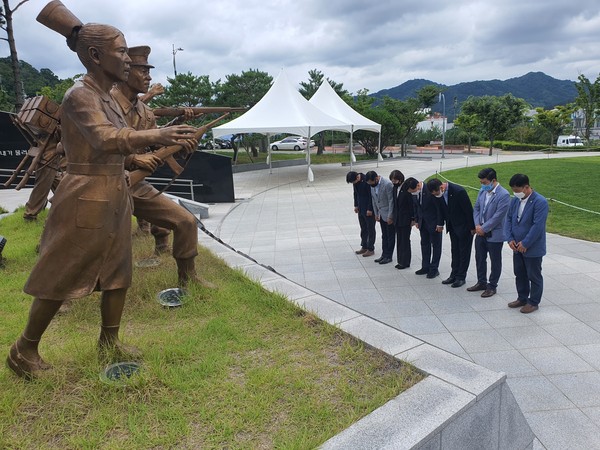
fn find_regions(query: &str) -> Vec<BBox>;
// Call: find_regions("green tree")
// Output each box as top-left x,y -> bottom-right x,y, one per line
38,74 -> 80,104
454,113 -> 480,152
574,74 -> 600,142
214,68 -> 272,108
533,106 -> 573,146
351,89 -> 399,156
1,0 -> 30,111
153,72 -> 215,109
213,69 -> 273,158
461,94 -> 528,155
0,82 -> 12,111
299,69 -> 349,155
417,84 -> 442,110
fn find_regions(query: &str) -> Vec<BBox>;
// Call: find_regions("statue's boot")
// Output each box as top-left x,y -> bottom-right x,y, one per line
154,234 -> 171,255
176,257 -> 216,289
98,289 -> 141,362
98,325 -> 142,362
6,298 -> 62,379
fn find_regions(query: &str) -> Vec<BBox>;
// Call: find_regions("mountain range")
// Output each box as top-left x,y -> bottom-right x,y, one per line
0,57 -> 579,114
372,72 -> 578,113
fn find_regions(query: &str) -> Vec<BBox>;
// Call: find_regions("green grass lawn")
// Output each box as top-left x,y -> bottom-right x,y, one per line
0,210 -> 423,449
436,156 -> 600,242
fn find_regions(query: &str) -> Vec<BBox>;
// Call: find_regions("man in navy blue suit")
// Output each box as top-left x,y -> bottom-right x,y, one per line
347,171 -> 376,257
390,171 -> 415,270
504,173 -> 548,314
468,168 -> 510,298
427,179 -> 475,288
409,179 -> 443,278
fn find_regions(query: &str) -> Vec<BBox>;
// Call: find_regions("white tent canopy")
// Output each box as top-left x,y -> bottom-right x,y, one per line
309,80 -> 382,168
212,69 -> 353,183
212,70 -> 352,138
309,81 -> 381,133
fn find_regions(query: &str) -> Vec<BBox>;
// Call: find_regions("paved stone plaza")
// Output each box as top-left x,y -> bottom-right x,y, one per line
205,151 -> 600,449
2,150 -> 600,448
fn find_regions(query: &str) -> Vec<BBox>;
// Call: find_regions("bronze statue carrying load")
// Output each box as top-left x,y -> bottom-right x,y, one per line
6,0 -> 198,380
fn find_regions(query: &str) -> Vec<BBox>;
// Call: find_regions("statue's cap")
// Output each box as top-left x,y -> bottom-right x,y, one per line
128,46 -> 154,68
36,1 -> 83,39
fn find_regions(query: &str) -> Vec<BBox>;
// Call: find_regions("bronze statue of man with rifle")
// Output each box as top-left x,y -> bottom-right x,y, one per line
7,0 -> 199,380
22,129 -> 67,221
111,45 -> 215,288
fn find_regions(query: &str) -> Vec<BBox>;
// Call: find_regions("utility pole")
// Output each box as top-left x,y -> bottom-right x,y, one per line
439,93 -> 446,159
172,44 -> 183,77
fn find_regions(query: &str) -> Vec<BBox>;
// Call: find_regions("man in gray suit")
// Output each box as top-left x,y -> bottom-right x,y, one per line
366,171 -> 395,264
467,168 -> 510,298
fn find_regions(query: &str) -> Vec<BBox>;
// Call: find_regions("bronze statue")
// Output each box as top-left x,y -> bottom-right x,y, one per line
23,135 -> 67,221
111,46 -> 214,288
6,0 -> 198,380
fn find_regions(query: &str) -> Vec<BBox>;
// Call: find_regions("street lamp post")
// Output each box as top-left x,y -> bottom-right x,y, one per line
172,44 -> 183,77
439,93 -> 446,159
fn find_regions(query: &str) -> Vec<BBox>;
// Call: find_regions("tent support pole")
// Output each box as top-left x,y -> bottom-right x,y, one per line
350,125 -> 354,170
267,133 -> 272,174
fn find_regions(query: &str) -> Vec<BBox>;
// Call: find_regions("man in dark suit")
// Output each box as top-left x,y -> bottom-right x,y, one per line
390,171 -> 415,269
468,168 -> 510,298
408,179 -> 443,278
427,179 -> 475,288
346,171 -> 376,257
504,173 -> 548,314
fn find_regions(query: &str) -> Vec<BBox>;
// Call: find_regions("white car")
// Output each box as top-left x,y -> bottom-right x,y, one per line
271,137 -> 315,151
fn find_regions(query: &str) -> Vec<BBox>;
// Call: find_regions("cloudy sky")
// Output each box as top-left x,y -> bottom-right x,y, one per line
5,0 -> 600,94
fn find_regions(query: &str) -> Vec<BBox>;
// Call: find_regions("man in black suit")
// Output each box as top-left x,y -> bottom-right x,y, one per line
346,171 -> 376,257
408,179 -> 444,278
427,179 -> 475,288
390,171 -> 415,269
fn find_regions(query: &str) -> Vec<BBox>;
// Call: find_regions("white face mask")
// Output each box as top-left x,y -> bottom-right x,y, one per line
434,192 -> 443,198
514,191 -> 526,199
411,191 -> 419,196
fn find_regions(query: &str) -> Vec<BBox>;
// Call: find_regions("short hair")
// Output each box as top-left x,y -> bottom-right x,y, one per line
426,178 -> 442,192
389,169 -> 405,183
478,168 -> 497,182
509,173 -> 529,188
346,171 -> 358,183
364,171 -> 378,182
404,177 -> 419,190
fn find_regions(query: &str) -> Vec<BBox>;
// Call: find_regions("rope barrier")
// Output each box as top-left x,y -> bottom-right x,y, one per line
435,171 -> 600,216
546,198 -> 600,216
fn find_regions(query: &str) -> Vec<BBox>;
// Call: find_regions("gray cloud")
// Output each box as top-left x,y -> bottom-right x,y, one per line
3,0 -> 598,95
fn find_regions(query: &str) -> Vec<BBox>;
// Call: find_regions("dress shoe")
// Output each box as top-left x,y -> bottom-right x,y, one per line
355,248 -> 367,254
395,264 -> 409,270
508,299 -> 527,308
441,277 -> 456,285
520,304 -> 539,314
467,282 -> 487,292
481,288 -> 496,298
374,256 -> 383,263
426,270 -> 440,279
362,250 -> 374,257
379,257 -> 392,264
451,279 -> 466,288
415,268 -> 428,275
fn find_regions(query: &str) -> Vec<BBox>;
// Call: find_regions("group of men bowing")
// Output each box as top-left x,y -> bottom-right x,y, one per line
347,166 -> 549,315
6,0 -> 211,380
